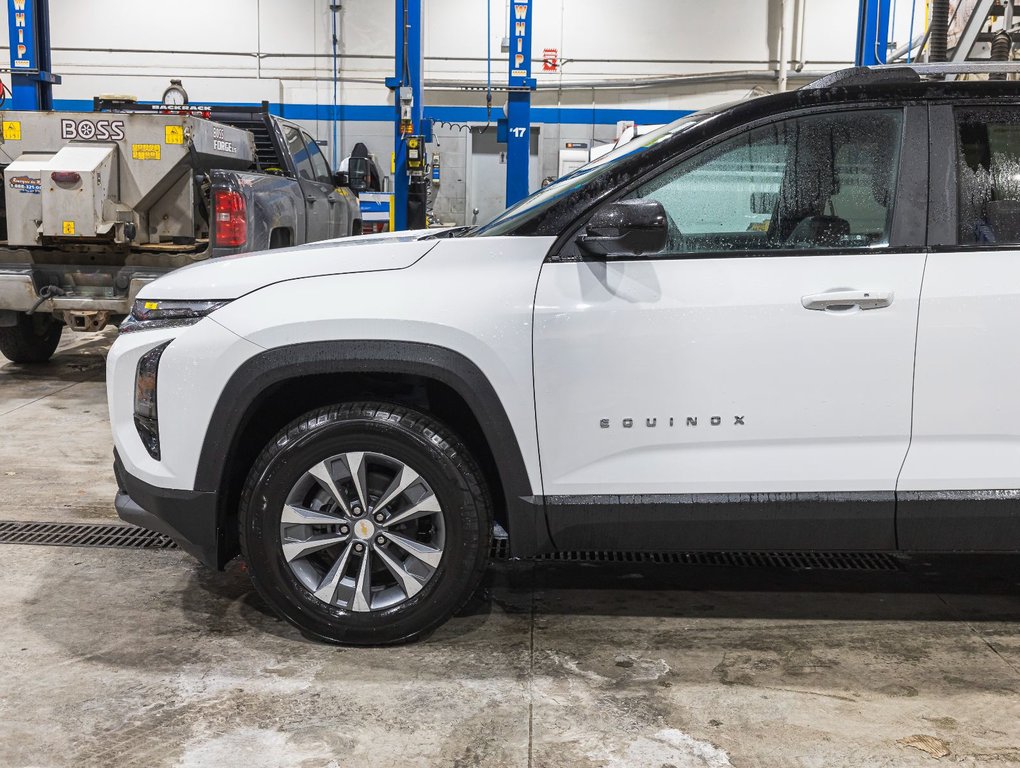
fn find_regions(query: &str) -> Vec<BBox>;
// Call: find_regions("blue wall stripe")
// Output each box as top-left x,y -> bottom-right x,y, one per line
52,99 -> 693,127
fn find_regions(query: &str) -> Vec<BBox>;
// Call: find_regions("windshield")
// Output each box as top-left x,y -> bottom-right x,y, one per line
473,109 -> 719,237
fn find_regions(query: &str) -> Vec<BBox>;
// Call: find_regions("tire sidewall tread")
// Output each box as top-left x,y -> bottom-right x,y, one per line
239,401 -> 492,645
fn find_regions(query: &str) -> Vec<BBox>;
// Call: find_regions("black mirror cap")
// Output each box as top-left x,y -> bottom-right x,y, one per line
577,199 -> 668,258
346,156 -> 371,193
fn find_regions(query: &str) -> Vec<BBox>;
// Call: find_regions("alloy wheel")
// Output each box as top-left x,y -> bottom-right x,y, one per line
280,451 -> 446,612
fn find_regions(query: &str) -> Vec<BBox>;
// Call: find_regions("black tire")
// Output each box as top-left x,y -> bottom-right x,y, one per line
0,312 -> 62,363
239,402 -> 493,645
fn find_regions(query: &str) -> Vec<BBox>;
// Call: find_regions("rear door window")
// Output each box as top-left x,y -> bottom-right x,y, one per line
957,108 -> 1020,245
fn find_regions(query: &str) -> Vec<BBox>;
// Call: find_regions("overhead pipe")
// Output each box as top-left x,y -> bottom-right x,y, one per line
422,69 -> 832,92
792,0 -> 807,72
989,29 -> 1012,79
929,0 -> 950,62
777,0 -> 789,91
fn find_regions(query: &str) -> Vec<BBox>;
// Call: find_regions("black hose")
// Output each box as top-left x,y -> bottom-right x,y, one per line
26,284 -> 65,315
929,0 -> 950,62
990,31 -> 1013,80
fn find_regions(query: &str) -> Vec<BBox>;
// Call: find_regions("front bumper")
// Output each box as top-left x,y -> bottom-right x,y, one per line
113,451 -> 227,569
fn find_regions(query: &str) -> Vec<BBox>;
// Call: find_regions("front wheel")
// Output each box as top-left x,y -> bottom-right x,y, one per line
0,312 -> 62,363
239,402 -> 493,645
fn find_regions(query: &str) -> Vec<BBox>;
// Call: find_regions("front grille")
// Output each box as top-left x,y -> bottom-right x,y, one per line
0,521 -> 177,550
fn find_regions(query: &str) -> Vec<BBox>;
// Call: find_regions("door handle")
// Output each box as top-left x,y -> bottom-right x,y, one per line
305,195 -> 318,203
801,289 -> 893,312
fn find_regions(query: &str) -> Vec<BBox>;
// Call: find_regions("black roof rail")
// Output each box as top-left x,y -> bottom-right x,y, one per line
803,66 -> 921,89
805,62 -> 1020,89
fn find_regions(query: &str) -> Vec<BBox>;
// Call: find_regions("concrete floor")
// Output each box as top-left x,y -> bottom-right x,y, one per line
2,331 -> 1020,767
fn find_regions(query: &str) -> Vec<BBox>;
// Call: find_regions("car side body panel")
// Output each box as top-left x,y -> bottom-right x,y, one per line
209,236 -> 554,496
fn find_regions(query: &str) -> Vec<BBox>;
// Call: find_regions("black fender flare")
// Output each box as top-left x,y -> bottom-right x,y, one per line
195,340 -> 551,558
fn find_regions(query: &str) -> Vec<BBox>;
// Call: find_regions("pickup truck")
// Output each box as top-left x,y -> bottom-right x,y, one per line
0,103 -> 360,363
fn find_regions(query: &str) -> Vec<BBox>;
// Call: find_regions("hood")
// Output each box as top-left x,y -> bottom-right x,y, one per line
137,230 -> 436,301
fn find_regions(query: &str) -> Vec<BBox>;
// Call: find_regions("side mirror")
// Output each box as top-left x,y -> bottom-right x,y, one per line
576,199 -> 668,258
333,171 -> 349,188
346,156 -> 371,193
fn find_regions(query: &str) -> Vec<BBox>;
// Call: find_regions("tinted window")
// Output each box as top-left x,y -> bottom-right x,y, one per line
628,109 -> 903,254
303,132 -> 332,184
957,108 -> 1020,245
282,124 -> 315,181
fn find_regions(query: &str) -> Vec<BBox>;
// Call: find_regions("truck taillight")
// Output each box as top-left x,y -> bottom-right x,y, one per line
213,189 -> 247,248
363,222 -> 388,235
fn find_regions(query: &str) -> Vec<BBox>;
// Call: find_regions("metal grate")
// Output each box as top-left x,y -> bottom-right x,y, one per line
0,521 -> 177,550
535,550 -> 901,571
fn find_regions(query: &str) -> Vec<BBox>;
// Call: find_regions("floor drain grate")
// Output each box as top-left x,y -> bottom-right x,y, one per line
0,521 -> 177,550
535,550 -> 901,571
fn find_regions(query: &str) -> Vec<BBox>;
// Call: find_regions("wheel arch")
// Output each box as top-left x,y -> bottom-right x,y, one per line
196,340 -> 550,564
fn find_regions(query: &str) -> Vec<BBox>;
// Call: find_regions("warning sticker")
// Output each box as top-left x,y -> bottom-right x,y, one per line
62,221 -> 75,235
132,144 -> 161,160
2,121 -> 21,140
164,125 -> 184,145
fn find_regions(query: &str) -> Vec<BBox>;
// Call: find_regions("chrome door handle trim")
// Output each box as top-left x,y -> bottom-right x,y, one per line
801,290 -> 894,311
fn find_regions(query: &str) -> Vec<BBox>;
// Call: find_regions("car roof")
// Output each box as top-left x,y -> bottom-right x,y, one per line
503,64 -> 1020,238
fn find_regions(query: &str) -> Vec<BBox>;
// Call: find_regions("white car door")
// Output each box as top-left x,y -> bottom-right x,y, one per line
533,106 -> 929,551
898,104 -> 1020,550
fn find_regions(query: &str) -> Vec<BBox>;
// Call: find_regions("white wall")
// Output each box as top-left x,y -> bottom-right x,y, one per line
0,0 -> 929,224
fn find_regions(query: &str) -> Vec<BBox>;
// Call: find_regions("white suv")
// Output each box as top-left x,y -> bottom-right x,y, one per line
109,66 -> 1020,644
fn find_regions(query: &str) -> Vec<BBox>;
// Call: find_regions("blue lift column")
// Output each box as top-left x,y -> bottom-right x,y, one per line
855,0 -> 892,66
504,0 -> 535,207
386,0 -> 429,231
7,0 -> 60,110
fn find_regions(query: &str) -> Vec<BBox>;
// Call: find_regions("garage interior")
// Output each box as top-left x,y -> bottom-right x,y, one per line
3,1 -> 1020,766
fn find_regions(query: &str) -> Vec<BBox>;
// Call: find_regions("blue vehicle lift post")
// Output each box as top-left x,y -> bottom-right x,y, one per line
503,0 -> 535,207
855,0 -> 893,66
386,0 -> 429,231
6,0 -> 60,110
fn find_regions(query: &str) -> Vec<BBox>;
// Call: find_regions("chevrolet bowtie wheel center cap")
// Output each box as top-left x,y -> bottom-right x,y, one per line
353,519 -> 376,541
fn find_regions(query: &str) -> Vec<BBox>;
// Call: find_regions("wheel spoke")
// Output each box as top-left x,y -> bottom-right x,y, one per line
282,532 -> 349,562
341,452 -> 369,511
372,464 -> 421,513
307,461 -> 352,516
382,492 -> 441,528
352,548 -> 373,612
281,503 -> 344,526
374,543 -> 425,600
313,542 -> 355,604
382,530 -> 444,568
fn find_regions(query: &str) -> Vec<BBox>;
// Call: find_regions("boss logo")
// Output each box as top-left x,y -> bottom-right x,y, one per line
60,119 -> 126,142
601,415 -> 746,429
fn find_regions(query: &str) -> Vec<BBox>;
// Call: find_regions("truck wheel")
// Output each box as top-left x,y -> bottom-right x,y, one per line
0,313 -> 63,363
239,402 -> 493,645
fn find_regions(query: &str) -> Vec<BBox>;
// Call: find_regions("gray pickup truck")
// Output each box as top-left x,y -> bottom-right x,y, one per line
0,103 -> 361,363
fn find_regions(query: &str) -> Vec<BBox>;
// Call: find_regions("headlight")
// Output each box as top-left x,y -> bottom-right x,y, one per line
134,341 -> 171,460
121,299 -> 229,333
